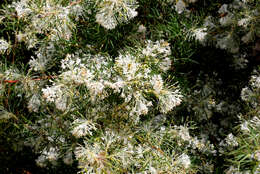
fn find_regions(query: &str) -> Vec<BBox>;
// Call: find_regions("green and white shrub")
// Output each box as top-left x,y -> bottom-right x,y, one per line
222,67 -> 260,173
0,0 -> 260,173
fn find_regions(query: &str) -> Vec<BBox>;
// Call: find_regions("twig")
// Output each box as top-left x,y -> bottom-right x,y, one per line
2,75 -> 57,84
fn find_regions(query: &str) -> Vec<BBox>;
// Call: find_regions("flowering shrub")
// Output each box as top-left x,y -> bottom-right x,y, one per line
0,0 -> 260,173
222,68 -> 260,173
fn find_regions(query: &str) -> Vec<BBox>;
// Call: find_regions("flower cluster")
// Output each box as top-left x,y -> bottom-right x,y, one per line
10,0 -> 81,47
40,40 -> 182,123
73,122 -> 214,173
173,0 -> 198,14
0,39 -> 10,54
95,0 -> 138,29
241,70 -> 260,108
4,38 -> 184,172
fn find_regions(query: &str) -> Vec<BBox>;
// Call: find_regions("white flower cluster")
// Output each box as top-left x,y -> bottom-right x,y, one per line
192,28 -> 208,45
216,33 -> 239,54
170,125 -> 216,154
24,40 -> 186,172
29,42 -> 57,71
2,0 -> 85,73
223,133 -> 239,147
239,115 -> 260,134
142,40 -> 172,71
41,41 -> 182,122
0,39 -> 10,54
11,0 -> 32,18
240,120 -> 250,132
225,166 -> 246,174
178,153 -> 191,169
9,0 -> 83,48
74,127 -> 197,173
174,0 -> 198,14
95,0 -> 138,29
36,147 -> 59,167
4,68 -> 22,81
187,72 -> 242,123
219,133 -> 239,155
241,71 -> 260,108
252,150 -> 260,162
27,94 -> 41,112
42,84 -> 68,111
158,89 -> 183,113
71,119 -> 97,138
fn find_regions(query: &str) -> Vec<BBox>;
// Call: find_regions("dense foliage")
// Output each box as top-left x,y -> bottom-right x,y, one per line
0,0 -> 259,173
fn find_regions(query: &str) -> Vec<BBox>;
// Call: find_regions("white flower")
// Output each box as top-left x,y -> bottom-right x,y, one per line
36,154 -> 47,168
130,92 -> 153,118
178,153 -> 191,169
42,85 -> 68,111
55,95 -> 68,111
159,89 -> 183,113
39,147 -> 59,162
61,67 -> 94,85
142,40 -> 171,57
250,116 -> 260,128
16,32 -> 26,42
42,85 -> 61,103
241,87 -> 251,102
71,119 -> 97,138
218,4 -> 229,14
137,24 -> 146,33
219,14 -> 234,26
203,16 -> 215,28
232,55 -> 248,70
218,5 -> 233,26
61,54 -> 81,69
96,0 -> 138,29
159,57 -> 172,71
193,27 -> 208,43
250,75 -> 260,89
216,34 -> 239,53
241,31 -> 253,43
96,10 -> 117,30
175,0 -> 187,14
115,54 -> 140,81
29,55 -> 48,71
27,94 -> 41,112
69,4 -> 84,20
75,142 -> 105,168
253,150 -> 260,161
225,133 -> 238,147
0,39 -> 10,54
12,0 -> 32,18
151,75 -> 164,95
105,78 -> 125,93
179,126 -> 191,141
225,166 -> 240,174
149,166 -> 157,174
240,121 -> 250,132
87,81 -> 106,101
238,17 -> 251,27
